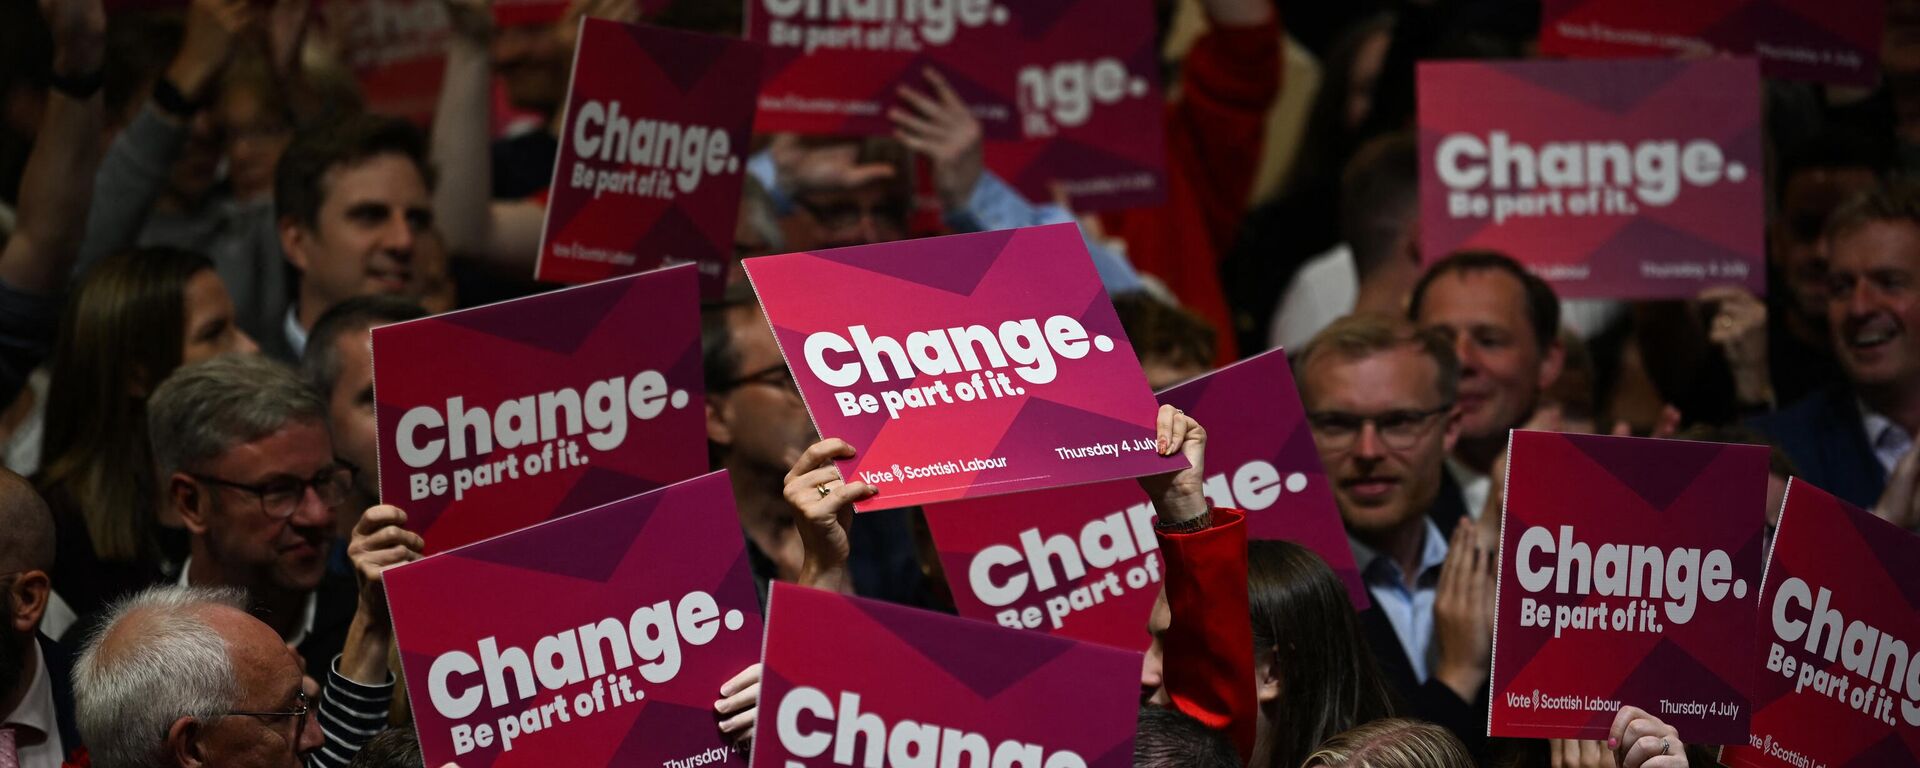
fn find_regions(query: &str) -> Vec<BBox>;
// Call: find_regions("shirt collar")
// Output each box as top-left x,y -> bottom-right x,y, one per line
1350,516 -> 1449,588
284,306 -> 308,359
1858,399 -> 1910,447
178,556 -> 319,649
2,642 -> 58,748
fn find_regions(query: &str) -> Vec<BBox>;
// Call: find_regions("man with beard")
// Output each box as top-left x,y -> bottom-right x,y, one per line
146,354 -> 357,668
701,282 -> 933,607
1754,181 -> 1920,519
0,468 -> 84,768
1296,313 -> 1493,759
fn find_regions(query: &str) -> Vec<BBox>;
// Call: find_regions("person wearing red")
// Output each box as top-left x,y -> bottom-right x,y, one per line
1098,0 -> 1281,363
784,405 -> 1258,759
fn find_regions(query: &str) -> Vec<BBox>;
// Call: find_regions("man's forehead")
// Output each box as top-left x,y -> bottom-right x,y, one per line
318,154 -> 429,206
213,420 -> 335,468
1304,347 -> 1438,408
1419,269 -> 1529,323
1832,220 -> 1920,268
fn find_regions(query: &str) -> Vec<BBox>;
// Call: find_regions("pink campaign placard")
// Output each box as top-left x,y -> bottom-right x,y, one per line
1721,481 -> 1920,767
322,0 -> 449,125
534,19 -> 762,294
386,471 -> 763,767
742,224 -> 1182,512
372,263 -> 707,553
751,582 -> 1141,768
1491,430 -> 1768,742
1539,0 -> 1882,86
1419,58 -> 1765,300
744,0 -> 1167,211
924,349 -> 1363,651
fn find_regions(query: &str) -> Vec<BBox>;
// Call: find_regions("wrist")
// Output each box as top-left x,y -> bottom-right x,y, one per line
1153,490 -> 1210,525
164,59 -> 218,102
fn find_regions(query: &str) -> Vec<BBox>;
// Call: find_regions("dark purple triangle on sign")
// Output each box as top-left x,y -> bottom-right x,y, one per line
459,472 -> 660,582
1502,59 -> 1689,116
1008,0 -> 1081,36
1566,433 -> 1721,513
854,598 -> 1072,699
441,276 -> 630,356
817,228 -> 1014,298
635,25 -> 733,95
1851,501 -> 1920,610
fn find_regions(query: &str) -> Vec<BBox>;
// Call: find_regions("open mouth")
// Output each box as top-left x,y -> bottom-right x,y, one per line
1845,315 -> 1900,352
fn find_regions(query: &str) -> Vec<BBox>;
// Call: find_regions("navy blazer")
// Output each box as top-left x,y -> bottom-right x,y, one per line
1749,388 -> 1888,510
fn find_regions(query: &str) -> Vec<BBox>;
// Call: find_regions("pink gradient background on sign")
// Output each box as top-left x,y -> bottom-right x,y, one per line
743,224 -> 1182,512
744,0 -> 1166,211
1491,431 -> 1769,741
1721,481 -> 1920,767
1539,0 -> 1882,86
751,582 -> 1142,768
386,472 -> 762,767
1418,58 -> 1765,299
371,263 -> 707,553
535,20 -> 762,295
925,349 -> 1364,651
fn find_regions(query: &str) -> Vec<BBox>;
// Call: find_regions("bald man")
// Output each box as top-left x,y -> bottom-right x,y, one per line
0,468 -> 84,768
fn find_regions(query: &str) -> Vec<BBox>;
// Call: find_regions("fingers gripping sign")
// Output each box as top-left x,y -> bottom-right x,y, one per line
349,504 -> 427,622
783,439 -> 876,592
1137,404 -> 1208,524
1609,705 -> 1688,768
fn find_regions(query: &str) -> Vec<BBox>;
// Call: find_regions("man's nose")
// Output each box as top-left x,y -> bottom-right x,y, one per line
1353,421 -> 1385,459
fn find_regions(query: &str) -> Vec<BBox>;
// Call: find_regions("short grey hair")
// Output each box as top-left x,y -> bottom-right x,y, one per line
74,585 -> 248,768
148,355 -> 327,480
300,295 -> 426,399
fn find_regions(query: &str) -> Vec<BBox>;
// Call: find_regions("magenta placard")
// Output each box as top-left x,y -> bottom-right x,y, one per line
1721,481 -> 1920,767
1492,431 -> 1768,741
534,19 -> 762,294
1419,58 -> 1765,300
386,471 -> 762,767
372,263 -> 706,553
323,0 -> 450,125
744,0 -> 1166,211
924,349 -> 1363,650
751,582 -> 1141,768
1539,0 -> 1882,86
743,224 -> 1182,512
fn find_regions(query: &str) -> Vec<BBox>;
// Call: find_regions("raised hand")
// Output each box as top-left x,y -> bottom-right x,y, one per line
781,438 -> 875,592
889,67 -> 984,210
169,0 -> 255,101
1433,517 -> 1495,703
1136,404 -> 1208,524
1609,705 -> 1688,768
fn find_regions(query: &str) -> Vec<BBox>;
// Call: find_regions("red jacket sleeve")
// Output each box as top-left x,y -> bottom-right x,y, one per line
1158,507 -> 1256,760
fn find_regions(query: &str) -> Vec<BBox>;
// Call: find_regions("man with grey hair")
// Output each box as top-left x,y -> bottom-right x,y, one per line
73,585 -> 322,767
147,355 -> 355,668
0,468 -> 84,768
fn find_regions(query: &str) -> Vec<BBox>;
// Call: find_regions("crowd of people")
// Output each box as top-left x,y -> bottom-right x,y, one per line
1,0 -> 1917,765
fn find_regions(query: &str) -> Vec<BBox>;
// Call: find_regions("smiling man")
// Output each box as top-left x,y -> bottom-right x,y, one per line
1754,182 -> 1920,510
273,114 -> 435,362
147,355 -> 357,669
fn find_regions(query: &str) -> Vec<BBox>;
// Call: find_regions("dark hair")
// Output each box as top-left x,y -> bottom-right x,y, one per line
274,113 -> 433,230
1408,250 -> 1561,355
40,248 -> 213,562
1113,293 -> 1216,371
1672,424 -> 1797,479
1775,125 -> 1892,208
1822,179 -> 1920,248
1134,706 -> 1240,768
1340,132 -> 1419,280
1248,540 -> 1395,768
302,295 -> 428,397
346,727 -> 422,768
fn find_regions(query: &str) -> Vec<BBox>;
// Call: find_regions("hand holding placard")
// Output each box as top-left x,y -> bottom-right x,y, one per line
781,437 -> 873,593
340,504 -> 425,686
1137,404 -> 1208,524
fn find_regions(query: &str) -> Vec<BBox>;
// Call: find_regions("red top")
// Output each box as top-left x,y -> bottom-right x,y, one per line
1158,507 -> 1257,759
1099,20 -> 1282,364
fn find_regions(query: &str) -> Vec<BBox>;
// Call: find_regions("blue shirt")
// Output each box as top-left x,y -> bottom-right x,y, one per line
1351,518 -> 1450,682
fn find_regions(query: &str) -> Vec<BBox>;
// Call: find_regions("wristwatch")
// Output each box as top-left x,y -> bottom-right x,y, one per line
1154,509 -> 1214,535
152,77 -> 205,119
47,69 -> 103,99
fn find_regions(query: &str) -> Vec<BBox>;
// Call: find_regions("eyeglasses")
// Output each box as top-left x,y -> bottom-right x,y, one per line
716,363 -> 801,398
190,463 -> 357,519
791,195 -> 909,234
222,689 -> 310,743
1307,405 -> 1452,452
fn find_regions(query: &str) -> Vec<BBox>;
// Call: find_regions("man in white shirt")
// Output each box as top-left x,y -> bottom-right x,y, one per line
1269,134 -> 1421,352
0,469 -> 81,768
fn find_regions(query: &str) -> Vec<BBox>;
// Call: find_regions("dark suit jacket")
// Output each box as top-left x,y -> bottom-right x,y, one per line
36,633 -> 83,757
1749,387 -> 1887,509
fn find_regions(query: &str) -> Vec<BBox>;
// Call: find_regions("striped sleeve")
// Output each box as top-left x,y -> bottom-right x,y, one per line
307,655 -> 395,768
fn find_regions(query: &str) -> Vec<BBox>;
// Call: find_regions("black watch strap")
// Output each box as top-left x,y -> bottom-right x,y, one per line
47,69 -> 103,99
152,77 -> 205,118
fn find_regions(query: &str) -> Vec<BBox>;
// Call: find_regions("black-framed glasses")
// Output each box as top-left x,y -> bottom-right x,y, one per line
791,195 -> 910,233
190,463 -> 357,520
1307,404 -> 1452,452
716,363 -> 801,398
222,689 -> 310,742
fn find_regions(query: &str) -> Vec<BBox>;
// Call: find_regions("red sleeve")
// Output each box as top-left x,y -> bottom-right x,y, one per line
1158,507 -> 1255,760
1172,19 -> 1282,258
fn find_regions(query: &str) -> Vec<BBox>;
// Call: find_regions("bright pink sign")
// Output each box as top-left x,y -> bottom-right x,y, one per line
1491,430 -> 1768,742
534,19 -> 762,294
372,263 -> 707,553
386,472 -> 763,767
1721,481 -> 1920,767
743,224 -> 1181,512
924,349 -> 1363,650
1419,58 -> 1765,300
751,582 -> 1141,768
1539,0 -> 1882,86
323,0 -> 450,125
744,0 -> 1166,211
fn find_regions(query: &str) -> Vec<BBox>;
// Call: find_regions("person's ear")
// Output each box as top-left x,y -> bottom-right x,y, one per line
1537,333 -> 1566,392
172,473 -> 212,535
7,570 -> 49,634
1442,405 -> 1463,454
705,394 -> 734,447
280,216 -> 314,274
1256,646 -> 1283,704
169,716 -> 208,767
